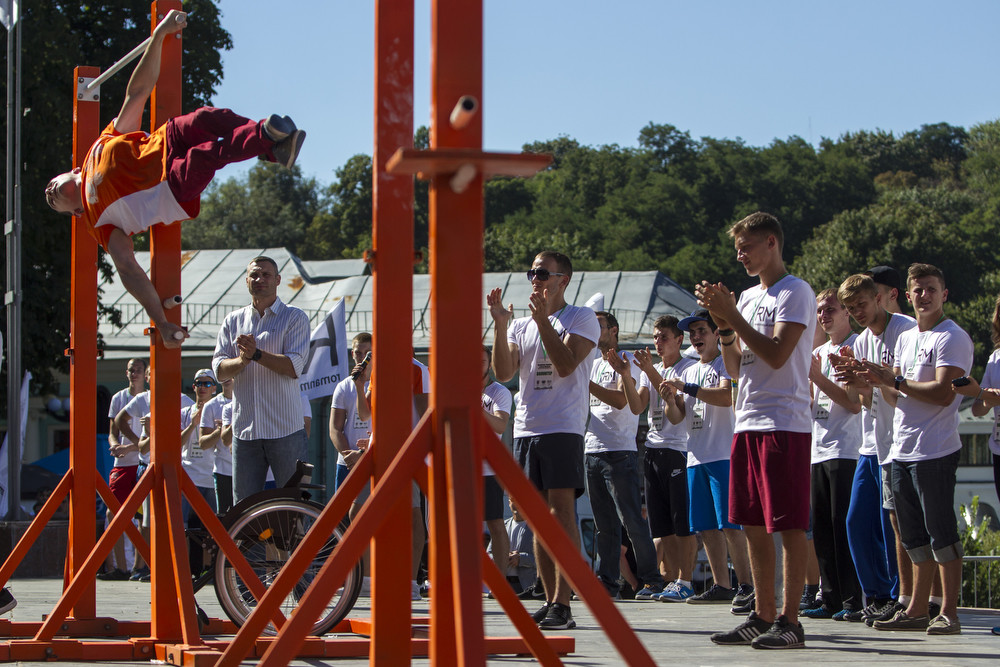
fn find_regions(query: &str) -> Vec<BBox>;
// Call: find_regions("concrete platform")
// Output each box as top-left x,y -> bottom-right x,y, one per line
1,578 -> 999,665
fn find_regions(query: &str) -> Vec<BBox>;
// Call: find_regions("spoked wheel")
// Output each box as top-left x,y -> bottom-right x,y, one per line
213,499 -> 362,635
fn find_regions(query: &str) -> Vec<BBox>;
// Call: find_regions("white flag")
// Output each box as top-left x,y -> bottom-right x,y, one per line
299,300 -> 349,400
0,370 -> 31,516
0,1 -> 18,31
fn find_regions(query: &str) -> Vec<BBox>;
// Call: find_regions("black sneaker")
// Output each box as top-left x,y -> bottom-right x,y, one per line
799,584 -> 820,610
530,602 -> 551,623
866,600 -> 904,627
0,588 -> 16,615
273,130 -> 306,169
687,583 -> 736,604
751,615 -> 806,649
97,568 -> 129,581
710,611 -> 772,645
634,582 -> 664,600
263,114 -> 297,142
731,591 -> 756,615
538,602 -> 576,630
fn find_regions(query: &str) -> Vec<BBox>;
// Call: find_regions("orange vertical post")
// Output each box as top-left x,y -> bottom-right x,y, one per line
146,0 -> 191,642
68,65 -> 101,620
427,0 -> 486,664
371,1 -> 416,663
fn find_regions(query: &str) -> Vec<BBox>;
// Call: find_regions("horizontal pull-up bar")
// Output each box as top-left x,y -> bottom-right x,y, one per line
83,12 -> 185,93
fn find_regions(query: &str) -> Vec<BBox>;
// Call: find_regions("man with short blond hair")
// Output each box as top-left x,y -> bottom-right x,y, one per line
697,211 -> 816,649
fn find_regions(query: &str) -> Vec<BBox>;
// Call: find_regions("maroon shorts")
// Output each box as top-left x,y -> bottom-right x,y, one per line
729,431 -> 811,533
109,465 -> 138,506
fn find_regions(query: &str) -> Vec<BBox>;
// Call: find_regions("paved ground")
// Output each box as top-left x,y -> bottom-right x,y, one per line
2,578 -> 1000,665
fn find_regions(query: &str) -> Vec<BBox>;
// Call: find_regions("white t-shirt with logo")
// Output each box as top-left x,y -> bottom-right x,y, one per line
585,352 -> 642,454
891,318 -> 973,462
181,403 -> 216,489
980,349 -> 1000,456
109,387 -> 143,467
734,274 -> 816,434
125,391 -> 195,464
852,312 -> 917,463
680,355 -> 734,465
811,335 -> 862,463
200,393 -> 232,476
331,377 -> 371,467
508,304 -> 600,438
482,381 -> 513,475
640,357 -> 696,451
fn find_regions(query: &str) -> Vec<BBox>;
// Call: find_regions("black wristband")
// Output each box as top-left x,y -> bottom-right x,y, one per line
251,348 -> 262,362
683,382 -> 700,398
721,338 -> 735,346
718,328 -> 734,337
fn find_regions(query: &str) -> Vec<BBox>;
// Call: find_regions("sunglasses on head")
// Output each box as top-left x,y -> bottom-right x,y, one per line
193,380 -> 215,388
526,268 -> 566,282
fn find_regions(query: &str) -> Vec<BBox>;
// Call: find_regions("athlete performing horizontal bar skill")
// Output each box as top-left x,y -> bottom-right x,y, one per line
45,9 -> 306,347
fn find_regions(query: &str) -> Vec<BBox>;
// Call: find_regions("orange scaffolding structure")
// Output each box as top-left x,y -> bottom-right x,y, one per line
0,1 -> 657,664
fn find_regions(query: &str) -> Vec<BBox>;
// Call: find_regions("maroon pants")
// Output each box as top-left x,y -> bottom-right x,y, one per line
164,107 -> 276,203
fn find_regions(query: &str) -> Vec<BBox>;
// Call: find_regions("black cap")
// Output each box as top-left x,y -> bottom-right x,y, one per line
866,266 -> 902,293
678,308 -> 716,332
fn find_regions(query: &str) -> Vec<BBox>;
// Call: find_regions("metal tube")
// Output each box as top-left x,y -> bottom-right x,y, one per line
83,12 -> 184,92
84,37 -> 151,92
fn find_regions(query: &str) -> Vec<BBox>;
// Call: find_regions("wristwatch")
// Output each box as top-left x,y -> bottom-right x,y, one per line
894,375 -> 904,391
251,349 -> 263,362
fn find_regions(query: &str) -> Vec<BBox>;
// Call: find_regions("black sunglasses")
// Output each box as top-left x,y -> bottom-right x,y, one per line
526,268 -> 567,282
193,380 -> 216,388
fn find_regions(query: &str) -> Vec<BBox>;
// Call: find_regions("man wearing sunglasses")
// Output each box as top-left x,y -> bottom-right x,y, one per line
488,250 -> 600,631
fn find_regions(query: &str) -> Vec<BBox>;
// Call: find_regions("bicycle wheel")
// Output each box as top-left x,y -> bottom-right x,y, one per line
213,499 -> 362,635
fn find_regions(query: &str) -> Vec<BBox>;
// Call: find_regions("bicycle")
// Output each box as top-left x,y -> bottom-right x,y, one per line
187,460 -> 363,635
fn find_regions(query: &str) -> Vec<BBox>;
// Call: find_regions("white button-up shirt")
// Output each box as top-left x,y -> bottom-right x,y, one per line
212,297 -> 310,440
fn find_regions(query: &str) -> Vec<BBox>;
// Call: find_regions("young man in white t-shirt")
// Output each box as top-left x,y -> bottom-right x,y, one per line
861,263 -> 972,636
661,309 -> 752,607
489,250 -> 600,631
832,273 -> 916,625
101,358 -> 147,581
697,211 -> 816,649
632,316 -> 698,602
584,311 -> 663,600
801,289 -> 863,621
330,333 -> 373,505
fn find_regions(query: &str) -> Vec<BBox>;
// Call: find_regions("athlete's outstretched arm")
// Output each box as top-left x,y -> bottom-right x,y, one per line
116,9 -> 187,133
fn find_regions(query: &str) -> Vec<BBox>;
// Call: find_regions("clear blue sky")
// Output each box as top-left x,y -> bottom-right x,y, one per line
209,0 -> 1000,186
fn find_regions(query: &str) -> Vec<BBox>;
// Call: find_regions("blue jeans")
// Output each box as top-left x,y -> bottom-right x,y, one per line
585,450 -> 660,592
233,429 -> 308,503
846,454 -> 898,599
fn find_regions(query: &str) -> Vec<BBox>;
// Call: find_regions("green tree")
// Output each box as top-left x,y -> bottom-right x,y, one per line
180,162 -> 320,254
0,0 -> 231,399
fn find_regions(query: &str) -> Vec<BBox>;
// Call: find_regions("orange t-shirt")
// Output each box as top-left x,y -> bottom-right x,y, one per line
80,121 -> 198,249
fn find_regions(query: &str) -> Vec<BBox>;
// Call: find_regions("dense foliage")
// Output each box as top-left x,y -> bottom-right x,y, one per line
189,119 -> 1000,375
0,0 -> 232,401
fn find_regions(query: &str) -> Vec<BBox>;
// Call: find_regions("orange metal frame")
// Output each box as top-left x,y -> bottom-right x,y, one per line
0,1 -> 656,664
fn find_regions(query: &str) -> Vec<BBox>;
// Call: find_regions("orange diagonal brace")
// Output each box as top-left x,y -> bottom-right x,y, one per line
247,420 -> 433,667
484,432 -> 656,667
0,470 -> 72,583
34,470 -> 155,641
96,473 -> 150,565
480,550 -> 562,666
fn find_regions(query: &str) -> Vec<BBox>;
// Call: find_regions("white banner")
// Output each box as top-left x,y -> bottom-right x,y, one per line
0,370 -> 31,516
298,300 -> 349,401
